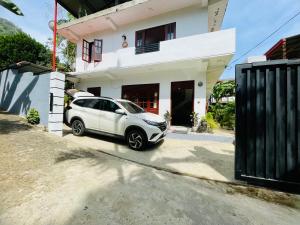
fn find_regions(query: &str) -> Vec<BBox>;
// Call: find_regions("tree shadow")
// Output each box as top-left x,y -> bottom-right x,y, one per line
50,148 -> 237,225
0,113 -> 32,135
55,151 -> 298,225
63,127 -> 235,182
191,146 -> 234,180
55,150 -> 100,164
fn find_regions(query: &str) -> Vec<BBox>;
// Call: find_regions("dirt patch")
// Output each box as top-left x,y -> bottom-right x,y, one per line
226,185 -> 300,209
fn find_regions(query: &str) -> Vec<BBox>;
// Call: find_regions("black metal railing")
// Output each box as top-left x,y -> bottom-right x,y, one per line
135,42 -> 160,55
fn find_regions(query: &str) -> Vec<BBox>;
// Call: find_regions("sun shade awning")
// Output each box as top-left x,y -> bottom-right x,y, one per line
57,0 -> 132,18
0,61 -> 51,75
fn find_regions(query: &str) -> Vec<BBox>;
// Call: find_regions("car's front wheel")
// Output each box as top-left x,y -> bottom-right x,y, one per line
127,130 -> 147,151
71,119 -> 85,136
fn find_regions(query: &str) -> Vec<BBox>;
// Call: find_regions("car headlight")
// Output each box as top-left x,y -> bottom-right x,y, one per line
143,119 -> 160,126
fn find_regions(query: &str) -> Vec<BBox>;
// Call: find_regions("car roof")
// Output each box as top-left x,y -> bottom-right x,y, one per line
74,96 -> 114,100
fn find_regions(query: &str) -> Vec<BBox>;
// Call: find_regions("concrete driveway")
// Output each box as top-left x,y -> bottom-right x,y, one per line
1,112 -> 300,225
63,127 -> 235,182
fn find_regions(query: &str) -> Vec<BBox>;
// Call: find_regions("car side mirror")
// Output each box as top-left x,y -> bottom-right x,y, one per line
115,109 -> 126,115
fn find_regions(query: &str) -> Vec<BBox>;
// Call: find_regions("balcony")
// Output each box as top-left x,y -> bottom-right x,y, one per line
74,28 -> 236,76
135,43 -> 160,55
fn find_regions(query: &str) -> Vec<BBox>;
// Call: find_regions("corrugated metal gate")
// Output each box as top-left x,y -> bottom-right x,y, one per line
235,60 -> 300,192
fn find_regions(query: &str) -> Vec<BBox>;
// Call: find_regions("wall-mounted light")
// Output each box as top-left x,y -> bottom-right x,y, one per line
198,81 -> 203,87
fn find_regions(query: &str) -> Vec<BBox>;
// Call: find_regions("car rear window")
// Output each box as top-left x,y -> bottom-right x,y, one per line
73,99 -> 86,107
73,99 -> 100,109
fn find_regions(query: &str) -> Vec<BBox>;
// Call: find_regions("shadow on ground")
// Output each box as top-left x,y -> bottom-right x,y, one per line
51,148 -> 300,225
0,111 -> 32,135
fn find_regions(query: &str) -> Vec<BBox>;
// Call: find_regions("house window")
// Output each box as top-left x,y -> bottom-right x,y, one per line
166,23 -> 176,40
82,39 -> 91,62
87,87 -> 101,97
135,22 -> 176,54
94,39 -> 103,62
82,39 -> 103,63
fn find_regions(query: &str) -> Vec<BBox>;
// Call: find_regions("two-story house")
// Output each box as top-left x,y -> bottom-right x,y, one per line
57,0 -> 235,127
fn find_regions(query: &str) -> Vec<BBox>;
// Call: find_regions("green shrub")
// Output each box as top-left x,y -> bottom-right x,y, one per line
205,112 -> 219,129
209,102 -> 235,130
221,102 -> 235,129
26,108 -> 40,125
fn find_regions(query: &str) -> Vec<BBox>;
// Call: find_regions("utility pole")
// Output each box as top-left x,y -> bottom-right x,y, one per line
52,0 -> 58,71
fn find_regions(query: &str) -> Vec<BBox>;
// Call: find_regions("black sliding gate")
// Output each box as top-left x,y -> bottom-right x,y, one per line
235,60 -> 300,192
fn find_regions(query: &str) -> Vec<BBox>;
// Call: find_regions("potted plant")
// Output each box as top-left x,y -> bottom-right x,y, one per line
164,111 -> 172,129
190,112 -> 199,132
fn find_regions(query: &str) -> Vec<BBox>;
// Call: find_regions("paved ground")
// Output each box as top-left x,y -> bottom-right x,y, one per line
64,127 -> 235,182
1,112 -> 300,225
167,132 -> 234,143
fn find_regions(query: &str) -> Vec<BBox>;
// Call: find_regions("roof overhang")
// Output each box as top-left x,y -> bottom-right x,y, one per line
57,0 -> 132,18
58,0 -> 228,43
0,61 -> 51,75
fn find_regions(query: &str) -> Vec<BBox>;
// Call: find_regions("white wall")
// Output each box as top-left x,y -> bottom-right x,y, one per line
76,6 -> 208,72
75,69 -> 207,118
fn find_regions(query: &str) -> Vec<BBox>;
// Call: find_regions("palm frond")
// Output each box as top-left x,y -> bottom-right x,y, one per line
0,0 -> 24,16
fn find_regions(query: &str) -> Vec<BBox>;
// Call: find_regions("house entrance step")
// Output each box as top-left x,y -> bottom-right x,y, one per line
169,126 -> 190,134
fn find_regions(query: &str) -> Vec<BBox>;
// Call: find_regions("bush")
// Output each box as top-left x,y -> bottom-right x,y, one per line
205,112 -> 219,129
26,108 -> 40,125
209,102 -> 235,130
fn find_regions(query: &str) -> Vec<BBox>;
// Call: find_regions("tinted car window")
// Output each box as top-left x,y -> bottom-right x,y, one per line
73,99 -> 100,110
101,100 -> 120,112
118,101 -> 145,114
84,99 -> 100,109
73,99 -> 85,107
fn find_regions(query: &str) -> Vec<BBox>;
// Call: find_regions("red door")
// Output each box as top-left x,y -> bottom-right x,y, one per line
122,84 -> 159,114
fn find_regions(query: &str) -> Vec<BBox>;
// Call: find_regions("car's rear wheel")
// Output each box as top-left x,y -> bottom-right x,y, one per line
71,119 -> 85,136
127,130 -> 146,151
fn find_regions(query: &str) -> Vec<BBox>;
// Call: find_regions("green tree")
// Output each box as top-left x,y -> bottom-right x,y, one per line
211,80 -> 235,104
47,13 -> 77,72
0,33 -> 52,68
0,18 -> 22,35
0,0 -> 23,16
209,80 -> 236,130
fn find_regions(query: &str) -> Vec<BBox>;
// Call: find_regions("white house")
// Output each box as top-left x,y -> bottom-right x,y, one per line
58,0 -> 235,127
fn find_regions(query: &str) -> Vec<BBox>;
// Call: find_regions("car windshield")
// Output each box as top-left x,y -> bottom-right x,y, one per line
118,101 -> 145,114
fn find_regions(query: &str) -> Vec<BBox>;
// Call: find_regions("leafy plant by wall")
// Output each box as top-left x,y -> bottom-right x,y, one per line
26,108 -> 40,125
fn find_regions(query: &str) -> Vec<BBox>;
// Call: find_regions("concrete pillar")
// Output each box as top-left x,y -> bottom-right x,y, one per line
48,72 -> 65,137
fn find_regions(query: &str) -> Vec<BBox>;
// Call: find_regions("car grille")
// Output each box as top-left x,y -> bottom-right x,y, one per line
157,122 -> 167,132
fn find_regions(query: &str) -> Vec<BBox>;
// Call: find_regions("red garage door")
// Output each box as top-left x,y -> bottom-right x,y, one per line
122,84 -> 159,114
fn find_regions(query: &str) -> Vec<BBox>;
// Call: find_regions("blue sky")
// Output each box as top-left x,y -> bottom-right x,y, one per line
1,0 -> 300,79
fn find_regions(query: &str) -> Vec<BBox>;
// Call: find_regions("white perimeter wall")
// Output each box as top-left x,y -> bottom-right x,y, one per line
76,69 -> 207,118
76,6 -> 208,72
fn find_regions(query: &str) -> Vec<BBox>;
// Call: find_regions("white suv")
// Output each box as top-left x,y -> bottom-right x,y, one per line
65,97 -> 167,150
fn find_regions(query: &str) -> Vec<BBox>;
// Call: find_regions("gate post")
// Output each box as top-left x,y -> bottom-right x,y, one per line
48,72 -> 65,137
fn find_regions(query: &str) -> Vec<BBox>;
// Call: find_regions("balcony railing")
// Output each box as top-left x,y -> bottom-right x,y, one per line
135,42 -> 160,55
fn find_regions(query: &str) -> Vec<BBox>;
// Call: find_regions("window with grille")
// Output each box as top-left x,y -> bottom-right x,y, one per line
82,39 -> 103,63
93,39 -> 103,62
82,39 -> 91,62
